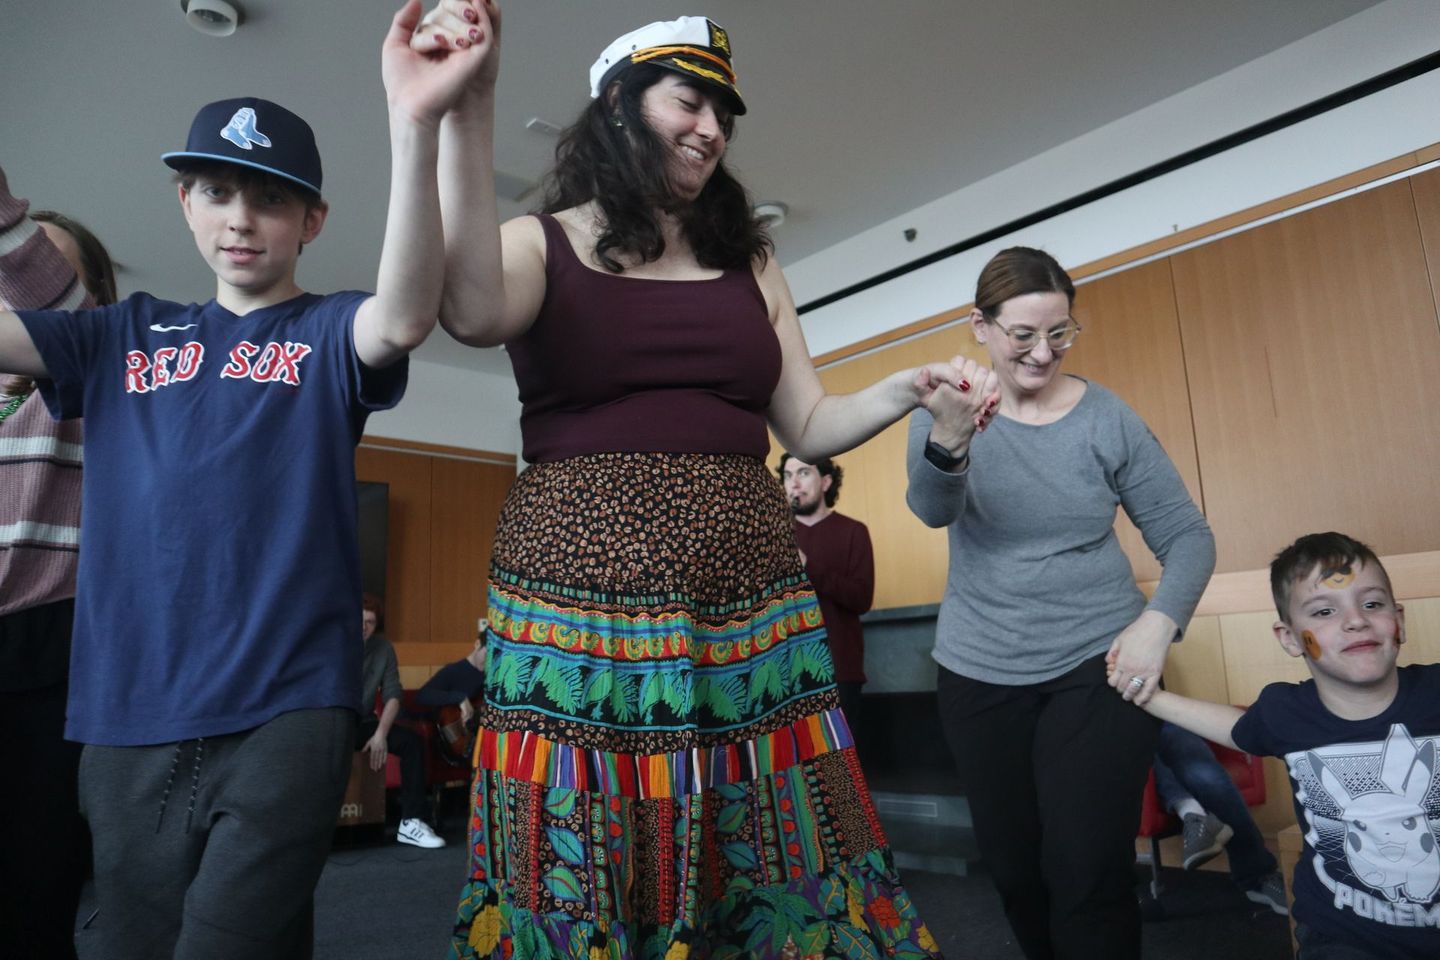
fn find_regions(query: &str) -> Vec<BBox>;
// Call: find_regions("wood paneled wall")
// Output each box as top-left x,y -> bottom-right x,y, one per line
787,167 -> 1440,611
355,441 -> 514,674
1171,177 -> 1440,572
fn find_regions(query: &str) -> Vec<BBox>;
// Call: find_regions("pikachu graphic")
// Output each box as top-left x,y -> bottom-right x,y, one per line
1309,725 -> 1440,905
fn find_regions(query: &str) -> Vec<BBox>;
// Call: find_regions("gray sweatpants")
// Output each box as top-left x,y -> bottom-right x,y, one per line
79,707 -> 354,960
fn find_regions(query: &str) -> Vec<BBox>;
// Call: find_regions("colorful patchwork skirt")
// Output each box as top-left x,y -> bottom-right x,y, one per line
449,452 -> 941,959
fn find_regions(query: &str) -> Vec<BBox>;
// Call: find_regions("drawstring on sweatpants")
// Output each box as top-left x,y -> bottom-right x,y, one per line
155,738 -> 207,834
187,738 -> 205,832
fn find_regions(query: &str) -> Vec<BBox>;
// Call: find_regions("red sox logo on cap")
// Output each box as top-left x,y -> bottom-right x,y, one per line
221,108 -> 272,151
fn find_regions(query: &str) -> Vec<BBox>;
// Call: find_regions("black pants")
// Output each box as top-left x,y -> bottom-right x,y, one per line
937,654 -> 1159,960
0,599 -> 87,960
0,681 -> 87,960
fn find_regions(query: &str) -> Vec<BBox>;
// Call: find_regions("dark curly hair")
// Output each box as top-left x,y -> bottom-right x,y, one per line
539,63 -> 771,273
777,453 -> 844,508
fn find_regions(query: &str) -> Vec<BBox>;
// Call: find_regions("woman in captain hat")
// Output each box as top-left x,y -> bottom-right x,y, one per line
412,3 -> 987,955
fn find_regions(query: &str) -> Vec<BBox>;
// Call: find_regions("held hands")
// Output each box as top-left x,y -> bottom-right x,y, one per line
917,356 -> 1000,451
408,0 -> 501,103
1105,609 -> 1179,707
383,0 -> 500,126
362,730 -> 389,772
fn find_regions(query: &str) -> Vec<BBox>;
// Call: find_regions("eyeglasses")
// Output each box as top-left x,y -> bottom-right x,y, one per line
988,317 -> 1082,353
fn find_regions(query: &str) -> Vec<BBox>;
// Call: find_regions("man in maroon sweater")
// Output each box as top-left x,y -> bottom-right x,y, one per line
779,454 -> 875,744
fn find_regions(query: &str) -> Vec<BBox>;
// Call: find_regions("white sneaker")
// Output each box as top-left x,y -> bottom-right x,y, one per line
397,818 -> 445,849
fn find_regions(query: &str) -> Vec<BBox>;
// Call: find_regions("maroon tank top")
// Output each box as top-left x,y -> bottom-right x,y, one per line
506,214 -> 781,462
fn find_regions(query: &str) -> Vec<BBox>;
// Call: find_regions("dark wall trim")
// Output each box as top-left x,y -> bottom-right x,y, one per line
797,50 -> 1440,316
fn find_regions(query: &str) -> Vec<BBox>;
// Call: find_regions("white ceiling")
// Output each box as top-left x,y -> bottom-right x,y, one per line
0,0 -> 1385,375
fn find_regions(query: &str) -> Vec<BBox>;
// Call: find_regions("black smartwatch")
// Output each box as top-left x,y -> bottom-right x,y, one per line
923,439 -> 969,472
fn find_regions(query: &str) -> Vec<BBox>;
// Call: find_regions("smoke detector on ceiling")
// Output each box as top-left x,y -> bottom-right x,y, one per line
181,0 -> 243,37
754,202 -> 788,229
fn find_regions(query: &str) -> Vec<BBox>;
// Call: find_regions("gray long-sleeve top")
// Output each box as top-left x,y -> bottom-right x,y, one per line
361,633 -> 403,708
906,379 -> 1215,685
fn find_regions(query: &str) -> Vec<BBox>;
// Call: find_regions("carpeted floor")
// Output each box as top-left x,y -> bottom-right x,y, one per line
76,809 -> 1292,959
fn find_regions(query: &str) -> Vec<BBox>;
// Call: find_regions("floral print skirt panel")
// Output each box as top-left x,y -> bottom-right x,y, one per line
449,453 -> 942,960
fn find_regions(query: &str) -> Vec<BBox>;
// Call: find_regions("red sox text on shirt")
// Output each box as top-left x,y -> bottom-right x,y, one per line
124,340 -> 314,394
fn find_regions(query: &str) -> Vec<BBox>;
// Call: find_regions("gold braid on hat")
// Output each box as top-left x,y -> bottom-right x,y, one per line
630,45 -> 737,84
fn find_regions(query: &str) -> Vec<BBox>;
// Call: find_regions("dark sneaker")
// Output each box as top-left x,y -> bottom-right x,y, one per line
1245,872 -> 1290,916
1180,812 -> 1233,870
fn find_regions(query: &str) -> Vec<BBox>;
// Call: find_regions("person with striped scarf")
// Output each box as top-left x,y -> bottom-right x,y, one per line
0,166 -> 116,960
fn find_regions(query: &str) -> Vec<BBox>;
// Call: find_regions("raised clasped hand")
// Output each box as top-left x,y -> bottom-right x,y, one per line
916,355 -> 1000,447
383,0 -> 501,125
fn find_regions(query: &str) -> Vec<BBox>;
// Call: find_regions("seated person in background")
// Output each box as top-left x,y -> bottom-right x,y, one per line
416,616 -> 488,722
1153,721 -> 1288,915
416,617 -> 488,764
359,593 -> 444,849
1121,532 -> 1439,960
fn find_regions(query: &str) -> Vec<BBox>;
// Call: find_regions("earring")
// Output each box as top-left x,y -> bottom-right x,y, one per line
609,116 -> 624,129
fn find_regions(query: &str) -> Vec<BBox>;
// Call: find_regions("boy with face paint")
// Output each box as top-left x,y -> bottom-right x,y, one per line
1119,532 -> 1439,959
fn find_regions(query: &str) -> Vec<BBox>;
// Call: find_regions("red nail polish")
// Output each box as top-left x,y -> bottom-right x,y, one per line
959,379 -> 971,392
470,27 -> 480,41
456,36 -> 470,47
434,34 -> 447,47
464,6 -> 479,22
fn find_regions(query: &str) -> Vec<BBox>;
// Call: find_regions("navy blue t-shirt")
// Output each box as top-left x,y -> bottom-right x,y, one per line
18,291 -> 407,745
1233,664 -> 1440,957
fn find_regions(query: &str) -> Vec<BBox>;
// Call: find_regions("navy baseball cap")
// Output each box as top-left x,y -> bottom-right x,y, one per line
162,97 -> 323,196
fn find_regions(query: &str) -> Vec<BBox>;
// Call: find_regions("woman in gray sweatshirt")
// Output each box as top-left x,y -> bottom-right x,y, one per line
906,247 -> 1215,960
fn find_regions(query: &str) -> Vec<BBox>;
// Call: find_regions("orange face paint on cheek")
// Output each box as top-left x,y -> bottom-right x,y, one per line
1302,630 -> 1321,660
